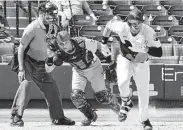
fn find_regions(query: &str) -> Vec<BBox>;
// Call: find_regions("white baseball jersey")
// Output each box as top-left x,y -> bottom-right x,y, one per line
106,19 -> 161,53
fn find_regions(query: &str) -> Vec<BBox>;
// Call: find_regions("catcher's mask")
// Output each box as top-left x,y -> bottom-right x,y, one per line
38,2 -> 58,23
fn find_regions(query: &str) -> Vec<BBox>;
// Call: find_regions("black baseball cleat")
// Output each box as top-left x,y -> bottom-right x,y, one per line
81,110 -> 98,126
142,119 -> 153,130
118,98 -> 133,122
10,114 -> 24,127
52,116 -> 75,125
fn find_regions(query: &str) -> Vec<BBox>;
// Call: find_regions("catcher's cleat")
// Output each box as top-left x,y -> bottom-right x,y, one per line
81,110 -> 98,126
142,119 -> 153,130
118,98 -> 133,122
52,116 -> 75,125
10,114 -> 24,127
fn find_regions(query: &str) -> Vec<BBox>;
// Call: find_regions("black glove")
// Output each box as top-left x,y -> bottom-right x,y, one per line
45,57 -> 54,66
53,54 -> 63,66
102,36 -> 109,45
119,40 -> 138,61
45,54 -> 63,66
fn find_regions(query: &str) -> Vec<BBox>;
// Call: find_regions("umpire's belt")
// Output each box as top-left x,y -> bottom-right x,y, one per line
27,55 -> 45,65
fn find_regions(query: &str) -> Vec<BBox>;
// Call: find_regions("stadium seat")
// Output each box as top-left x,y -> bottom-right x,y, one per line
168,25 -> 183,37
132,0 -> 159,10
151,15 -> 179,27
173,44 -> 183,56
149,43 -> 179,64
106,0 -> 132,6
141,5 -> 168,16
69,15 -> 96,37
113,5 -> 138,16
173,44 -> 183,64
159,0 -> 183,6
89,4 -> 113,16
132,0 -> 159,5
0,43 -> 14,63
97,15 -> 122,25
69,15 -> 95,27
0,43 -> 14,55
168,5 -> 183,16
150,25 -> 167,37
7,17 -> 36,28
79,25 -> 104,38
158,36 -> 178,44
179,56 -> 183,64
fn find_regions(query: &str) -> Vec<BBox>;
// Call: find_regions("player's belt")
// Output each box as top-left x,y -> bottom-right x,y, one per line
26,55 -> 45,65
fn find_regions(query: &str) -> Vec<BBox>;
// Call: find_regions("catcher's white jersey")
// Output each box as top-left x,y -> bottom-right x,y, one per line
106,19 -> 161,53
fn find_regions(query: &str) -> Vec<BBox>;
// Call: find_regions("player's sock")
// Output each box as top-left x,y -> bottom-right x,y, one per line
118,97 -> 133,122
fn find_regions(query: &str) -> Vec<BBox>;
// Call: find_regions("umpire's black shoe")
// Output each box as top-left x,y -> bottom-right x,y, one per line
52,116 -> 75,125
10,115 -> 24,127
142,119 -> 153,130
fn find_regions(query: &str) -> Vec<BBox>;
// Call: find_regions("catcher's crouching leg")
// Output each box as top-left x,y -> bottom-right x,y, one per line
95,90 -> 120,115
70,89 -> 97,126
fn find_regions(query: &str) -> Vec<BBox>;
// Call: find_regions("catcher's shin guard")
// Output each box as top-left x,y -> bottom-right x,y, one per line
95,90 -> 120,115
118,97 -> 133,122
70,89 -> 98,126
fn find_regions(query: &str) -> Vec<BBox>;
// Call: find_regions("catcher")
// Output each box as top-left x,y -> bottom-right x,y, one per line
102,9 -> 162,130
45,31 -> 120,126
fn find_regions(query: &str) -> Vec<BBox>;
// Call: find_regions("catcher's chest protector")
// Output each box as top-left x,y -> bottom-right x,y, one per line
63,38 -> 94,70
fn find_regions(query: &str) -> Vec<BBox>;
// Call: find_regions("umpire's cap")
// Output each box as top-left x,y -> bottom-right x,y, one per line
38,1 -> 58,14
127,9 -> 144,22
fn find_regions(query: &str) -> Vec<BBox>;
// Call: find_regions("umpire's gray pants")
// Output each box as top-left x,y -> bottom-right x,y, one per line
11,56 -> 64,120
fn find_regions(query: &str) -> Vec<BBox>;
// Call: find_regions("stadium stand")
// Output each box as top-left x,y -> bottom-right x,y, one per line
1,0 -> 183,64
150,25 -> 167,37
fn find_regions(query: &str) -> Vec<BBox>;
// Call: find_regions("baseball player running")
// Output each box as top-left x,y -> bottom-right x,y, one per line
45,31 -> 120,126
102,9 -> 162,130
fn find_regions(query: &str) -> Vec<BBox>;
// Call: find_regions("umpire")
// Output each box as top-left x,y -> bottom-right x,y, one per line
10,2 -> 75,127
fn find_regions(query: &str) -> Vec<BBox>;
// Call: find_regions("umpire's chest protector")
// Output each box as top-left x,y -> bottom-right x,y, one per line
64,38 -> 94,70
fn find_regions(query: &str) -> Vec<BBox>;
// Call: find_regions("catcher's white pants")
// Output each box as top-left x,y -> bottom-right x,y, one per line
116,54 -> 150,122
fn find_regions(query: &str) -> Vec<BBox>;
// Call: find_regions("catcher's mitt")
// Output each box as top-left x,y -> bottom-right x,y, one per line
119,40 -> 148,63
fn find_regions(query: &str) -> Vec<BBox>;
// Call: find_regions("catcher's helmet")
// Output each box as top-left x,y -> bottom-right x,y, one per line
56,31 -> 70,44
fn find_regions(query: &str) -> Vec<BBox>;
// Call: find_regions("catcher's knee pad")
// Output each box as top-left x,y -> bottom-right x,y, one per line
70,89 -> 87,108
95,90 -> 120,114
95,90 -> 111,104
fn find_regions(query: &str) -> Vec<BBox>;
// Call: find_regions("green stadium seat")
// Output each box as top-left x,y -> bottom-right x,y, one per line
141,5 -> 168,16
168,5 -> 183,16
158,36 -> 178,44
113,5 -> 138,16
168,25 -> 183,37
152,15 -> 179,27
79,25 -> 104,38
89,4 -> 113,16
150,25 -> 167,37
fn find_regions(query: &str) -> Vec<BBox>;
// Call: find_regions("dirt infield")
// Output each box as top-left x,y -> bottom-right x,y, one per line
1,100 -> 183,130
